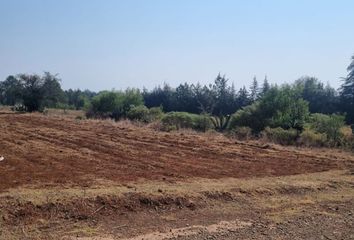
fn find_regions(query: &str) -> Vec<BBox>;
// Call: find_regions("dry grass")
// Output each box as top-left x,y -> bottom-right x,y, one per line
43,108 -> 86,119
1,170 -> 354,239
2,170 -> 352,205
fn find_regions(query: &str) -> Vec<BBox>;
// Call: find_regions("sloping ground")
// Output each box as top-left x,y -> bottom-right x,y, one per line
0,112 -> 352,191
0,112 -> 354,239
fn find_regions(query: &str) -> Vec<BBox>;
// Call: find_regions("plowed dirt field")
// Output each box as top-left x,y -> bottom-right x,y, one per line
0,112 -> 354,239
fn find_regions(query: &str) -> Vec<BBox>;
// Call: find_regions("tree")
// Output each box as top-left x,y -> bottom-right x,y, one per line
0,72 -> 66,111
194,83 -> 215,114
87,89 -> 143,120
260,76 -> 270,97
212,73 -> 236,116
41,72 -> 65,108
18,74 -> 45,112
175,83 -> 199,113
249,76 -> 259,102
0,75 -> 23,105
65,89 -> 96,110
119,88 -> 144,117
143,83 -> 175,112
236,86 -> 250,108
229,85 -> 310,133
340,54 -> 354,124
295,76 -> 338,114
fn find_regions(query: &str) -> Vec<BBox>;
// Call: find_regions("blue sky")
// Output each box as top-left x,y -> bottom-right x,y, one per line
1,0 -> 354,91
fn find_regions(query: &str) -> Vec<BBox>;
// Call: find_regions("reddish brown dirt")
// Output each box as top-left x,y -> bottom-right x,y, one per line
1,112 -> 354,239
0,112 -> 351,191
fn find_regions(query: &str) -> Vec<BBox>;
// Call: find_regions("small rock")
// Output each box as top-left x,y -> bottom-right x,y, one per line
0,156 -> 4,162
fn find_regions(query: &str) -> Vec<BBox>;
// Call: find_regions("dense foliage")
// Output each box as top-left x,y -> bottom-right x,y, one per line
161,112 -> 212,132
229,86 -> 309,133
0,73 -> 65,112
1,54 -> 354,149
86,89 -> 143,120
340,55 -> 354,124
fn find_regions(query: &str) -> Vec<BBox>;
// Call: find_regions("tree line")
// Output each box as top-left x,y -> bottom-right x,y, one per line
1,54 -> 354,147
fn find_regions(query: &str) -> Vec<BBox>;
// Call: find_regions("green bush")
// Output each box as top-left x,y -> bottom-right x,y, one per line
126,105 -> 149,122
228,86 -> 309,133
261,127 -> 298,145
194,114 -> 213,132
161,112 -> 213,132
87,89 -> 143,120
298,128 -> 327,147
307,113 -> 345,146
149,106 -> 164,120
161,112 -> 193,130
228,103 -> 265,133
54,102 -> 76,110
127,105 -> 163,123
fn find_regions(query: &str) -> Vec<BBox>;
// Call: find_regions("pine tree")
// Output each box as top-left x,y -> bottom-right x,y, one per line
261,75 -> 270,97
237,86 -> 250,107
340,54 -> 354,124
249,76 -> 259,102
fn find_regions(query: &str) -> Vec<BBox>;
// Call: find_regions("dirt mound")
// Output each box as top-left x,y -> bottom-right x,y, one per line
2,193 -> 199,227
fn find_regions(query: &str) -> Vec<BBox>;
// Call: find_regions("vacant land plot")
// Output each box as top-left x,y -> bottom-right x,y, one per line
0,112 -> 353,239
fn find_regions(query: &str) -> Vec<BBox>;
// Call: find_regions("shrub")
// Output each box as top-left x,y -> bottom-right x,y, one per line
298,128 -> 327,147
340,126 -> 353,139
127,105 -> 164,123
161,112 -> 213,132
261,127 -> 298,145
55,102 -> 76,110
126,105 -> 150,122
269,98 -> 309,131
148,106 -> 164,120
229,86 -> 310,133
231,126 -> 252,140
307,113 -> 345,146
161,112 -> 193,131
87,89 -> 143,120
340,126 -> 354,150
228,103 -> 265,133
194,114 -> 213,132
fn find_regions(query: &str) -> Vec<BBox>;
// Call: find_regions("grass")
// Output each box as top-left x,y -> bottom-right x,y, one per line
1,170 -> 352,205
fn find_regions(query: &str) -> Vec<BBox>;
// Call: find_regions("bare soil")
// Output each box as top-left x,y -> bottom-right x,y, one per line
0,111 -> 353,239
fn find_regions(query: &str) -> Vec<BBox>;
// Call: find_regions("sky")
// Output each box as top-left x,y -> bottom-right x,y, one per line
0,0 -> 354,91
